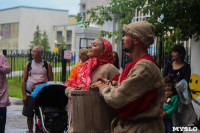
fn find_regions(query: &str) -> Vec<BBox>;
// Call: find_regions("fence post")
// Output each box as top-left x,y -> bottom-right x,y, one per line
62,49 -> 67,82
3,50 -> 7,56
158,37 -> 163,68
29,49 -> 32,61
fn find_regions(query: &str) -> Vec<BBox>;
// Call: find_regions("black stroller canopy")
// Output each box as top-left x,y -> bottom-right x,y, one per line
34,82 -> 68,109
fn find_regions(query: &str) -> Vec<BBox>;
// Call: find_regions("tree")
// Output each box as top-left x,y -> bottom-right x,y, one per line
41,31 -> 50,53
58,36 -> 68,53
145,0 -> 200,47
79,0 -> 200,43
30,26 -> 51,53
30,25 -> 41,48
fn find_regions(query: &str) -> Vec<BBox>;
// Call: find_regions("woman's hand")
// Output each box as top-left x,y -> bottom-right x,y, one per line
74,83 -> 85,90
111,80 -> 118,87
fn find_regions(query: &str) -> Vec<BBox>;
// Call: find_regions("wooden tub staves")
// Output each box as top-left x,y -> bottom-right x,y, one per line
71,90 -> 116,133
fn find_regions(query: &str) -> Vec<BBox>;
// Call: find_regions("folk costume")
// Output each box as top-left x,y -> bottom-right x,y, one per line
64,38 -> 119,132
64,38 -> 119,92
99,55 -> 165,133
99,21 -> 165,133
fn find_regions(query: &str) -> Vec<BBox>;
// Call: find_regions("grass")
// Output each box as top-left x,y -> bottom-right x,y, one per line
7,57 -> 29,71
6,57 -> 75,71
7,72 -> 69,99
7,77 -> 23,99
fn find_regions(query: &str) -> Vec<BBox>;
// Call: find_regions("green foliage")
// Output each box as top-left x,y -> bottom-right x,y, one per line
69,15 -> 77,17
30,25 -> 41,48
145,0 -> 200,42
30,26 -> 51,53
58,36 -> 68,53
41,31 -> 50,53
81,0 -> 200,44
80,0 -> 146,43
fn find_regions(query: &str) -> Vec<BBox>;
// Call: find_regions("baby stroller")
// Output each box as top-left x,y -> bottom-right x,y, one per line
31,81 -> 69,133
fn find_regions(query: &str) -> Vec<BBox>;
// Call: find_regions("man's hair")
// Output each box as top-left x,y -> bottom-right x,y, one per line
79,48 -> 89,62
172,45 -> 186,61
35,45 -> 44,54
79,48 -> 88,57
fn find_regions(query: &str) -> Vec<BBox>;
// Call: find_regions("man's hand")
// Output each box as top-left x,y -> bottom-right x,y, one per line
22,95 -> 27,104
94,80 -> 106,91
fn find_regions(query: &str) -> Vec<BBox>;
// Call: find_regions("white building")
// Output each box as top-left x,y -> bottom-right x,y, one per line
0,6 -> 69,50
80,0 -> 110,16
53,23 -> 77,51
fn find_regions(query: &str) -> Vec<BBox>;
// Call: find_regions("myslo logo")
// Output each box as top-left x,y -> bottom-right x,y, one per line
172,127 -> 198,132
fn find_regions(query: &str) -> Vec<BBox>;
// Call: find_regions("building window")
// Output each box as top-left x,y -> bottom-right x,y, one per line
57,31 -> 62,45
80,3 -> 86,12
0,22 -> 19,49
66,30 -> 72,43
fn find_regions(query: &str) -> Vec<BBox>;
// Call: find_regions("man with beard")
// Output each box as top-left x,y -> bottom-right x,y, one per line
96,21 -> 165,133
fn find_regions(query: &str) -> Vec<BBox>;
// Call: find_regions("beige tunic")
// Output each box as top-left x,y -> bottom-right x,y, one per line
100,59 -> 165,133
66,63 -> 119,132
65,63 -> 119,95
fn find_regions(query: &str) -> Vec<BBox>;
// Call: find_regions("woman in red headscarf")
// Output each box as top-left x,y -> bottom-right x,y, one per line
64,38 -> 119,132
65,37 -> 119,94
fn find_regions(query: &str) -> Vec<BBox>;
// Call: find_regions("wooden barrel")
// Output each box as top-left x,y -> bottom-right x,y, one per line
71,90 -> 116,133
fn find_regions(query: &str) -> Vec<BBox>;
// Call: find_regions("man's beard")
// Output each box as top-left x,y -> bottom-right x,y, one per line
123,40 -> 134,53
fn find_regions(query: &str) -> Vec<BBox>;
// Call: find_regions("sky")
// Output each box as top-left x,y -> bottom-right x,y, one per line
0,0 -> 80,15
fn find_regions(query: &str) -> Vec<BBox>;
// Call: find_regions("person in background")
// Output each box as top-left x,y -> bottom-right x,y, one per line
163,45 -> 197,132
21,45 -> 53,133
68,48 -> 89,80
161,75 -> 178,133
112,51 -> 123,74
163,45 -> 191,83
96,21 -> 165,133
0,54 -> 12,133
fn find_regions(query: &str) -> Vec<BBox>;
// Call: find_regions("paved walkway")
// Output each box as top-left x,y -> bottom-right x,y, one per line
5,97 -> 28,133
5,97 -> 200,133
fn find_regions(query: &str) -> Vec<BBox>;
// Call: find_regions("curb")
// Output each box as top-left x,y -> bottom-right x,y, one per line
9,97 -> 23,105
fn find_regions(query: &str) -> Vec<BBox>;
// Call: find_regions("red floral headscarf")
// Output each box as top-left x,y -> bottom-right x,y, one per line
64,38 -> 113,90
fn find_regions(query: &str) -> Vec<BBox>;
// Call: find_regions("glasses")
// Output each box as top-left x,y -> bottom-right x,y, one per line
31,50 -> 40,54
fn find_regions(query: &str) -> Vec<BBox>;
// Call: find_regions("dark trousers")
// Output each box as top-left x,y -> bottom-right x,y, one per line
164,118 -> 173,133
0,107 -> 7,133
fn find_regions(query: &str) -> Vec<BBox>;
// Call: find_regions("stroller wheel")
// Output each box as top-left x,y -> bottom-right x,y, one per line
36,123 -> 44,133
